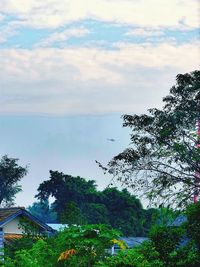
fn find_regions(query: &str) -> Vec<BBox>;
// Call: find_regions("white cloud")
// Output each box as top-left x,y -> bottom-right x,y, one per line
125,28 -> 164,37
37,27 -> 90,47
0,0 -> 198,29
0,22 -> 19,43
0,14 -> 5,21
0,41 -> 199,115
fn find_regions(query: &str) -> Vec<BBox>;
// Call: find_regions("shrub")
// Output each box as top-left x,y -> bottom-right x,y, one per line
5,224 -> 120,267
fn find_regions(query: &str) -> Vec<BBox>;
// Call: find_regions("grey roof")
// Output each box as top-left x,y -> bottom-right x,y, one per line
168,215 -> 187,227
47,224 -> 68,231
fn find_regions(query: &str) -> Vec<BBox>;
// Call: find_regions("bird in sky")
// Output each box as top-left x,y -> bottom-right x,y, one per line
107,138 -> 116,142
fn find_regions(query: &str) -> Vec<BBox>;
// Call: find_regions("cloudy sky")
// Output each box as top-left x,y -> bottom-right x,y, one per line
0,0 -> 199,207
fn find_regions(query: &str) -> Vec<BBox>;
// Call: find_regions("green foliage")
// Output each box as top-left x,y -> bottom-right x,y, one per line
5,236 -> 37,259
5,224 -> 120,267
36,171 -> 152,236
5,202 -> 200,267
28,200 -> 57,223
105,70 -> 200,208
82,203 -> 110,225
149,225 -> 184,263
0,155 -> 27,206
36,171 -> 97,215
186,202 -> 200,251
5,239 -> 57,267
100,188 -> 145,236
60,201 -> 86,226
95,224 -> 200,267
95,242 -> 164,267
56,224 -> 120,267
95,203 -> 200,267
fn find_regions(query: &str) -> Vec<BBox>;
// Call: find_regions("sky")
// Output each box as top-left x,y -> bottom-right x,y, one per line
0,0 -> 199,207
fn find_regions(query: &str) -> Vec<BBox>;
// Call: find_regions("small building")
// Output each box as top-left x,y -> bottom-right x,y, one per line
0,207 -> 54,248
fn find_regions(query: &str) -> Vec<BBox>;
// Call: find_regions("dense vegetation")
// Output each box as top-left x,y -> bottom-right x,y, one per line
29,171 -> 157,236
4,203 -> 200,267
5,224 -> 120,267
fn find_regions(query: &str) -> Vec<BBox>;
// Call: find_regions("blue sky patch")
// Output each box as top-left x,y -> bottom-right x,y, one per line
0,18 -> 198,49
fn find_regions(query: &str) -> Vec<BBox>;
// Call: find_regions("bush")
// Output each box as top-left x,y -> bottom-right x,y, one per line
148,225 -> 184,263
4,203 -> 200,267
95,241 -> 164,267
5,224 -> 120,267
186,202 -> 200,251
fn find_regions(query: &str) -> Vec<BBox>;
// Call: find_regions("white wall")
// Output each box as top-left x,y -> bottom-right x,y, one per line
3,218 -> 23,234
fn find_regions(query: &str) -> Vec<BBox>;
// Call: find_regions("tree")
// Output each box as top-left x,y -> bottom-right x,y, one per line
60,201 -> 86,226
36,171 -> 152,236
0,155 -> 27,206
102,70 -> 200,208
36,170 -> 98,217
57,224 -> 120,267
82,203 -> 110,225
28,200 -> 57,223
186,202 -> 200,251
101,188 -> 145,236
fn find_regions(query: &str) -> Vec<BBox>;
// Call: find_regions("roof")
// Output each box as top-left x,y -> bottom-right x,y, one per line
47,224 -> 68,231
0,207 -> 54,233
168,215 -> 187,227
0,207 -> 22,223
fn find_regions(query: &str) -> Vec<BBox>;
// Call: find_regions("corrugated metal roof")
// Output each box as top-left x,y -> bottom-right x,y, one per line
0,207 -> 23,223
47,224 -> 68,231
168,215 -> 187,227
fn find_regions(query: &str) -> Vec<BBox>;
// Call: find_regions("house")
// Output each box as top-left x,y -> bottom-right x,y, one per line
0,207 -> 54,249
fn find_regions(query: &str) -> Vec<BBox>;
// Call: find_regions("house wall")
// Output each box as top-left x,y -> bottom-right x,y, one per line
3,218 -> 23,234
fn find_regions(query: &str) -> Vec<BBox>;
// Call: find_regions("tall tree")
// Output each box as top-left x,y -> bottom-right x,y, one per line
60,201 -> 86,226
36,170 -> 98,216
101,188 -> 145,236
103,70 -> 200,208
0,155 -> 27,206
36,171 -> 152,236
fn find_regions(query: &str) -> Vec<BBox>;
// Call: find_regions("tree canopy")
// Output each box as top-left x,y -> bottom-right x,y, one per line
35,170 -> 155,236
28,200 -> 57,223
103,70 -> 200,208
36,170 -> 98,215
0,155 -> 27,206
